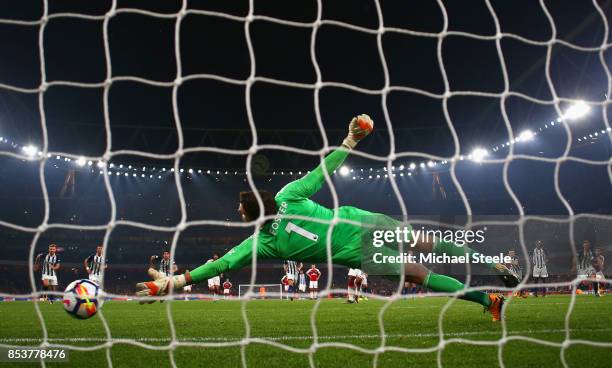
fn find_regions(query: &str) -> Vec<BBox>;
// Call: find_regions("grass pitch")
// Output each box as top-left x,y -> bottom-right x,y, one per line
0,295 -> 610,367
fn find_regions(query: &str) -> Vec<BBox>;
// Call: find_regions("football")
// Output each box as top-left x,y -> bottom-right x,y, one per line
62,279 -> 103,319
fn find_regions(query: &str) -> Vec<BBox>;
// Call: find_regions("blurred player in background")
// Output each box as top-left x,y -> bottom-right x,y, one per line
206,253 -> 222,299
306,264 -> 321,300
34,244 -> 61,303
281,275 -> 289,298
507,249 -> 526,298
531,241 -> 548,297
298,269 -> 307,298
592,247 -> 605,297
573,240 -> 595,293
284,260 -> 302,301
138,114 -> 512,321
148,250 -> 177,279
356,271 -> 368,301
347,268 -> 362,303
223,279 -> 232,299
84,244 -> 107,285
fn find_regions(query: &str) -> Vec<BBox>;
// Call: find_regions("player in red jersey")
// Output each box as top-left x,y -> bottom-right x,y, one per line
222,279 -> 232,299
306,264 -> 321,299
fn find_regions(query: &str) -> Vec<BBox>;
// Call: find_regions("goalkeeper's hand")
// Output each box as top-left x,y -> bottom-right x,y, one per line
136,278 -> 170,304
342,114 -> 374,149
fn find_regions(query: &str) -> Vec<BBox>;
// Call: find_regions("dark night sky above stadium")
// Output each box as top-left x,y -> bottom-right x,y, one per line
0,0 -> 611,229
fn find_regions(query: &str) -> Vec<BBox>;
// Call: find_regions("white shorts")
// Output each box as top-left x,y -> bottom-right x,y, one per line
309,281 -> 318,289
594,272 -> 605,281
533,267 -> 548,278
299,284 -> 306,292
42,275 -> 58,286
223,289 -> 230,295
207,277 -> 220,287
286,273 -> 297,281
183,285 -> 192,292
284,285 -> 289,291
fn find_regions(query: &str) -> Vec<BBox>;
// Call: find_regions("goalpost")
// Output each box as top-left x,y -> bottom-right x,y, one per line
0,0 -> 610,367
238,284 -> 283,300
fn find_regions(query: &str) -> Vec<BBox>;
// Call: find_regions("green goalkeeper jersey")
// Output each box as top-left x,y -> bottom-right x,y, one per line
189,148 -> 392,284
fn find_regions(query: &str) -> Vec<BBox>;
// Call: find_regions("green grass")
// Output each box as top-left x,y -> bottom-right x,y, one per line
0,295 -> 610,367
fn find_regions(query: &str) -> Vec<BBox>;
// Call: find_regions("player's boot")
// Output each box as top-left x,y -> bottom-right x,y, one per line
494,263 -> 520,288
486,293 -> 505,322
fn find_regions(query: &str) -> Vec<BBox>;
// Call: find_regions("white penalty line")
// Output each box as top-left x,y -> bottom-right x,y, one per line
1,328 -> 611,344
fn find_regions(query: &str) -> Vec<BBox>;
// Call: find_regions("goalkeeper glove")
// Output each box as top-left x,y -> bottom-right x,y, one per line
342,114 -> 374,149
135,274 -> 186,304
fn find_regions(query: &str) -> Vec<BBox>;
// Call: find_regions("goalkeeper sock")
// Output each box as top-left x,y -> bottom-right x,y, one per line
423,272 -> 491,307
433,240 -> 497,271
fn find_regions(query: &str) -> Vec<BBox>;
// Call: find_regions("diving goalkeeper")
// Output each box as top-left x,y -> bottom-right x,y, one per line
136,114 -> 517,321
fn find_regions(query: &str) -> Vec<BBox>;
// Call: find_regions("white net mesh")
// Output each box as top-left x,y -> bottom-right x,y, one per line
0,0 -> 610,367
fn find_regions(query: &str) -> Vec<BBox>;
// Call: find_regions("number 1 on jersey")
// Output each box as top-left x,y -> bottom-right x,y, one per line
285,222 -> 319,242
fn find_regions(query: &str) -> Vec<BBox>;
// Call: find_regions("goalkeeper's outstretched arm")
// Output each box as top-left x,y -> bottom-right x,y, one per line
276,114 -> 373,201
136,236 -> 256,298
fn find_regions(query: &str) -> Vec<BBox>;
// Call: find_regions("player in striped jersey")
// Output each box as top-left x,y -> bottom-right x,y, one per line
531,241 -> 548,297
137,115 -> 510,321
298,269 -> 307,297
506,249 -> 526,298
572,240 -> 595,293
34,244 -> 61,303
84,245 -> 108,285
306,264 -> 321,300
284,260 -> 302,301
148,250 -> 177,279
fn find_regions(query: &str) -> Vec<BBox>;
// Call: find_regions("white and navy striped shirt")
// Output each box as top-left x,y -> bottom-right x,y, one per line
41,253 -> 60,277
86,254 -> 106,276
299,272 -> 306,287
532,248 -> 547,269
508,256 -> 522,278
578,250 -> 593,272
285,260 -> 299,276
159,258 -> 176,277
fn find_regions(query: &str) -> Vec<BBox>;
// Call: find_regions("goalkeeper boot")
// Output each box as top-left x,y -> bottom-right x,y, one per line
494,263 -> 520,288
486,293 -> 505,322
136,278 -> 169,305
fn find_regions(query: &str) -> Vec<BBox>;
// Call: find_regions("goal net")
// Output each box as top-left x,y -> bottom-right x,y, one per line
0,0 -> 610,367
239,284 -> 283,300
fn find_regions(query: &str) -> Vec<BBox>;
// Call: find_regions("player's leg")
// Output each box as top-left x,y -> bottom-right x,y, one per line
354,278 -> 362,303
413,238 -> 520,288
287,276 -> 295,301
41,278 -> 49,301
49,284 -> 57,303
405,263 -> 504,321
347,275 -> 356,303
